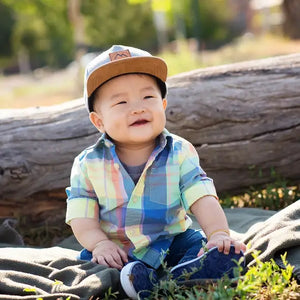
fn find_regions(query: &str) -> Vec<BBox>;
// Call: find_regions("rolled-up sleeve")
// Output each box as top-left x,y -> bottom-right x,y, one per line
179,142 -> 218,211
65,154 -> 99,224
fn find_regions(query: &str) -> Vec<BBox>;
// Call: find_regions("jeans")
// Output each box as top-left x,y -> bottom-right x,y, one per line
79,229 -> 206,268
164,229 -> 207,267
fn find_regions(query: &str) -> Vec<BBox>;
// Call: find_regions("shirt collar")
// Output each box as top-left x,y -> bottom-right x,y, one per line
94,128 -> 173,149
157,128 -> 173,149
94,133 -> 114,148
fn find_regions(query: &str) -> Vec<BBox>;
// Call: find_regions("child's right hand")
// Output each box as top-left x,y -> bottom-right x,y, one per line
91,239 -> 128,270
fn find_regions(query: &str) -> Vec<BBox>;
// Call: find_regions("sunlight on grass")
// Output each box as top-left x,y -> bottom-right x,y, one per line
220,169 -> 299,210
143,250 -> 299,300
0,68 -> 77,109
161,33 -> 300,76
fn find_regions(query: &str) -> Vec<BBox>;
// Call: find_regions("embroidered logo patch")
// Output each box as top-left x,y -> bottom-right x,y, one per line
109,50 -> 131,61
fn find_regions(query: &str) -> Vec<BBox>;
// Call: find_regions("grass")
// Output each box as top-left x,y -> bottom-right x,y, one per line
0,66 -> 78,109
220,169 -> 300,211
142,251 -> 299,300
159,33 -> 300,76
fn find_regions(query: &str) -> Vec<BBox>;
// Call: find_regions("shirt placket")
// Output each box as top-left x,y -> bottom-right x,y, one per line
124,142 -> 167,249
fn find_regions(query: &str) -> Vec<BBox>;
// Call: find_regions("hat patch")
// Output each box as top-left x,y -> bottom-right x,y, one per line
109,50 -> 131,61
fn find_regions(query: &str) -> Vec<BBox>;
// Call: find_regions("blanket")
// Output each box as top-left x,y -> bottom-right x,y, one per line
0,200 -> 299,299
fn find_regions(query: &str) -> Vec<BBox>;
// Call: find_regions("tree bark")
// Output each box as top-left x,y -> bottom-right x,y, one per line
0,53 -> 299,206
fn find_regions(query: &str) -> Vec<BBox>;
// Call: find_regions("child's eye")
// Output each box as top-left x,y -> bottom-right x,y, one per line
116,101 -> 127,105
144,95 -> 154,100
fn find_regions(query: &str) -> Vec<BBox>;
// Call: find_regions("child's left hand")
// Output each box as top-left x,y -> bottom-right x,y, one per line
197,232 -> 247,256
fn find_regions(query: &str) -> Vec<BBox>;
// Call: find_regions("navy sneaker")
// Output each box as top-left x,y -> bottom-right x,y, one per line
120,261 -> 158,299
170,245 -> 245,281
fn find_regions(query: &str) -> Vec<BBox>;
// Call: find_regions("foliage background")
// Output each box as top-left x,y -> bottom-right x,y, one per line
0,0 -> 246,72
1,0 -> 300,109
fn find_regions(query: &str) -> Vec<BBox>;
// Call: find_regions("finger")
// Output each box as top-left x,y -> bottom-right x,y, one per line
232,241 -> 242,254
223,239 -> 231,254
235,240 -> 247,254
118,247 -> 128,263
198,241 -> 215,256
96,256 -> 110,268
111,251 -> 125,268
217,242 -> 224,253
105,255 -> 123,270
197,248 -> 204,256
241,242 -> 247,252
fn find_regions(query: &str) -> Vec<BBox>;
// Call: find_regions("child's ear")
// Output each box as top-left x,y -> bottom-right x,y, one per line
162,98 -> 167,110
89,111 -> 105,132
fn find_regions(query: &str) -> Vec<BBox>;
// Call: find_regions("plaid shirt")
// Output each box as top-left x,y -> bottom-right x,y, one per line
66,129 -> 217,268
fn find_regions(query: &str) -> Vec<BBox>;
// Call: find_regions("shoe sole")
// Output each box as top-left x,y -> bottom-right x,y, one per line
120,261 -> 157,299
120,262 -> 140,299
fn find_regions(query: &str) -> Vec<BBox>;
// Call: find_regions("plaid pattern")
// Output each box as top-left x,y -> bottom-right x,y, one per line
66,129 -> 217,268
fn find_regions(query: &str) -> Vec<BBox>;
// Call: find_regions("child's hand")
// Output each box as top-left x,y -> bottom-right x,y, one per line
91,239 -> 128,270
198,233 -> 246,256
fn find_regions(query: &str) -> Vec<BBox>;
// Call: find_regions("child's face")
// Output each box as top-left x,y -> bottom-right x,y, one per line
89,74 -> 167,147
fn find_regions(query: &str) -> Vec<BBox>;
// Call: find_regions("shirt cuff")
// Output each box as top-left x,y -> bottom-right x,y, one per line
181,181 -> 218,212
65,197 -> 98,224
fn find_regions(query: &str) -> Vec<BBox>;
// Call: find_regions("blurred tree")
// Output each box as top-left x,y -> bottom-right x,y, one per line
34,0 -> 74,67
0,2 -> 15,72
0,0 -> 243,72
0,2 -> 15,57
128,0 -> 170,50
128,0 -> 235,50
82,0 -> 157,52
184,0 -> 233,48
68,0 -> 85,96
282,0 -> 300,39
1,0 -> 74,71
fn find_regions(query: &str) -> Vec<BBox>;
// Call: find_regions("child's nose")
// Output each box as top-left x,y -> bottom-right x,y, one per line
131,103 -> 145,114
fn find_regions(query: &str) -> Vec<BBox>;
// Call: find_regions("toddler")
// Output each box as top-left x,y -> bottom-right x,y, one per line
66,45 -> 246,299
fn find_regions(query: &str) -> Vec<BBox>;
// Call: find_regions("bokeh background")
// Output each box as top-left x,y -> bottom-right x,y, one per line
1,0 -> 300,109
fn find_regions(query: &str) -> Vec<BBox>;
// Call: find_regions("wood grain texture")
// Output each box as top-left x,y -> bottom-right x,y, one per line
0,54 -> 299,202
165,54 -> 300,192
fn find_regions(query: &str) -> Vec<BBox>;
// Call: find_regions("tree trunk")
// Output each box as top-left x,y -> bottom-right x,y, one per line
0,54 -> 299,222
282,0 -> 300,39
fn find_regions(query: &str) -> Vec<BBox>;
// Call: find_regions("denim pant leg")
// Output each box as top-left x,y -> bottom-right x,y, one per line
164,229 -> 207,267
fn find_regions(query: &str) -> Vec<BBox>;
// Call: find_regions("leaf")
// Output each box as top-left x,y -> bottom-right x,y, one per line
23,287 -> 37,293
53,279 -> 63,285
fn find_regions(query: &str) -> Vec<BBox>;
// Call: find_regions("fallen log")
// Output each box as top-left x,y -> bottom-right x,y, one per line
0,54 -> 299,219
166,53 -> 300,194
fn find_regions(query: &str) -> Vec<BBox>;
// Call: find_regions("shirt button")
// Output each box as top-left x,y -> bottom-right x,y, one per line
114,163 -> 119,169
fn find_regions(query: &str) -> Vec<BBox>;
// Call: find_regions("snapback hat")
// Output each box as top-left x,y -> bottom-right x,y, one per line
84,45 -> 168,112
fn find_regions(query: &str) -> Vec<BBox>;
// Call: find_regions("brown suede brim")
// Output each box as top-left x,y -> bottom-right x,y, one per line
86,56 -> 167,98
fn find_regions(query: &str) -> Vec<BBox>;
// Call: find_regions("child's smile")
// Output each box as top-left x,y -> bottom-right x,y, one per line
130,118 -> 150,127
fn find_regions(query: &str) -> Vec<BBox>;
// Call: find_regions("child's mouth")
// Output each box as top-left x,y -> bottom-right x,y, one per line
131,119 -> 148,126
